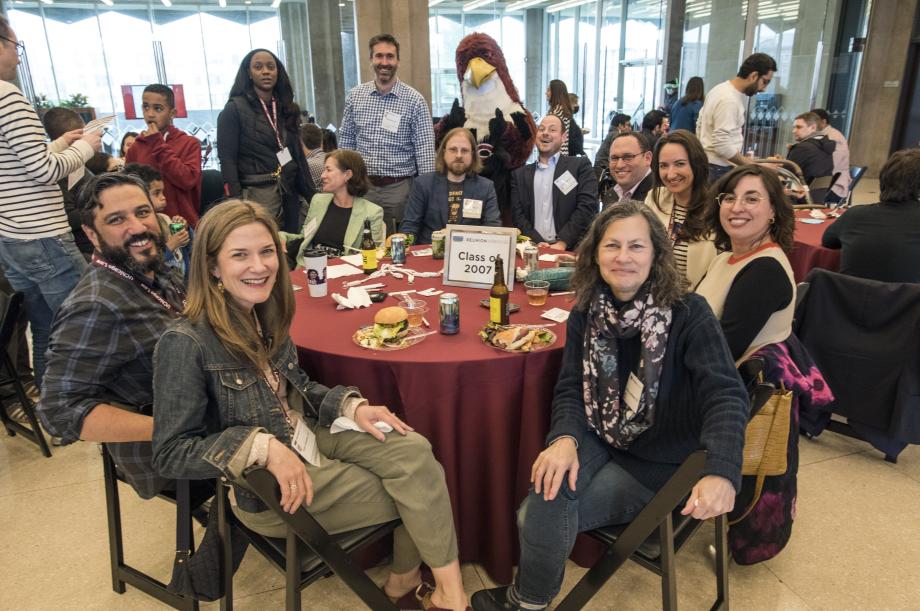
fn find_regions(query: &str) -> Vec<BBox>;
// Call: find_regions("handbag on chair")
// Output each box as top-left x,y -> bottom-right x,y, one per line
730,380 -> 793,524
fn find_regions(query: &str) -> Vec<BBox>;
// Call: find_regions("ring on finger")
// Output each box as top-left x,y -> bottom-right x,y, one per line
290,483 -> 298,491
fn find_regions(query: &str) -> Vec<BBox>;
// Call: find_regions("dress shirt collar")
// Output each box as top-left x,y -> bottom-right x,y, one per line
372,78 -> 403,97
537,151 -> 561,170
614,167 -> 651,201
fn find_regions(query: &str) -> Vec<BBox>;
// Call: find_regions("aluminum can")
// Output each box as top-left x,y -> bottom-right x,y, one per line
439,293 -> 460,335
523,245 -> 539,273
431,230 -> 446,260
390,235 -> 407,265
169,221 -> 186,235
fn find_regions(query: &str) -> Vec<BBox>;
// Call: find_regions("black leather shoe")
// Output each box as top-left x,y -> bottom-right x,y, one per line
470,586 -> 530,611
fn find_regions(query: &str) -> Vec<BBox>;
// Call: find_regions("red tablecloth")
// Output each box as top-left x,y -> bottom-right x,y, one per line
790,209 -> 842,282
288,249 -> 572,582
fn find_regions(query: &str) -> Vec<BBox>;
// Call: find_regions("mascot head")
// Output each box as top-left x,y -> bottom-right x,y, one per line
455,33 -> 524,107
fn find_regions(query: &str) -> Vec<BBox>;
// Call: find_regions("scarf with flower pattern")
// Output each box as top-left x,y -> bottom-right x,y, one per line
583,283 -> 672,448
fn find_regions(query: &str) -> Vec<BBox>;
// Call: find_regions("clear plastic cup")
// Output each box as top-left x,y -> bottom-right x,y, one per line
525,280 -> 550,306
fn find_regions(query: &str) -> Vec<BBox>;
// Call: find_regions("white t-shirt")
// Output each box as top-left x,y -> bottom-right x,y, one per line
697,81 -> 747,167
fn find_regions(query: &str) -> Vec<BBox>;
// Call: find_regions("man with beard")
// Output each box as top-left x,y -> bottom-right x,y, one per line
338,34 -> 435,235
697,53 -> 777,181
38,173 -> 184,498
511,115 -> 598,251
400,127 -> 500,244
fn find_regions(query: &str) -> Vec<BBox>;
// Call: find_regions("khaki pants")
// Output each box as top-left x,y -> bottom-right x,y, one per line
366,179 -> 412,236
242,183 -> 283,222
233,429 -> 458,573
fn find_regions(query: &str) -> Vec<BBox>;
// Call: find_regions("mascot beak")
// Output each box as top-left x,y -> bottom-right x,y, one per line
466,57 -> 497,89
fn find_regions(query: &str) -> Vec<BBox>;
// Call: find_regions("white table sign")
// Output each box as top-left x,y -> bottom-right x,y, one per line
443,225 -> 517,290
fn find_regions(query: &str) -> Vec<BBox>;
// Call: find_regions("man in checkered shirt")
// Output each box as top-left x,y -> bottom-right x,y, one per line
38,173 -> 186,499
338,33 -> 435,234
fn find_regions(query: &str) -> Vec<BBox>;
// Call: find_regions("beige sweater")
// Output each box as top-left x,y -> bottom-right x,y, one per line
643,188 -> 717,289
696,244 -> 795,363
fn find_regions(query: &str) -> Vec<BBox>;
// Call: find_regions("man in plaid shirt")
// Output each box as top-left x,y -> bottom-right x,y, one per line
38,173 -> 185,498
338,33 -> 435,234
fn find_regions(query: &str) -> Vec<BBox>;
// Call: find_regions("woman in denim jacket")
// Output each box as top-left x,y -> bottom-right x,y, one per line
152,200 -> 470,611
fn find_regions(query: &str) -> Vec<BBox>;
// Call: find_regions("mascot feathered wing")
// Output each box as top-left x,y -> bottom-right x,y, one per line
435,33 -> 536,221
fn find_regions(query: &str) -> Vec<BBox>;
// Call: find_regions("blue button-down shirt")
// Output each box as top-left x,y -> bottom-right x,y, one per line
338,79 -> 435,178
533,152 -> 560,242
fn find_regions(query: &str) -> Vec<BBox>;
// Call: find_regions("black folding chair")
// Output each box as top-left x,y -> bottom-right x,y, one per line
0,291 -> 51,457
556,360 -> 774,611
102,445 -> 211,610
217,468 -> 401,611
841,165 -> 868,207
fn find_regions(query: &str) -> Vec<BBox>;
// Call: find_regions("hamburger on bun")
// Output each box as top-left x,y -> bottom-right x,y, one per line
373,306 -> 409,343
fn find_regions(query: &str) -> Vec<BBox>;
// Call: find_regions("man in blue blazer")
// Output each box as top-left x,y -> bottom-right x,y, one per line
511,115 -> 598,251
400,127 -> 501,244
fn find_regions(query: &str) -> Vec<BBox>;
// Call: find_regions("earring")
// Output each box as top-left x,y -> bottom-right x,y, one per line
217,280 -> 224,293
770,217 -> 775,225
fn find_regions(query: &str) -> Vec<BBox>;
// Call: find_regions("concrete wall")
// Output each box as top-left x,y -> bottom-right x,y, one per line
849,0 -> 920,176
354,0 -> 431,105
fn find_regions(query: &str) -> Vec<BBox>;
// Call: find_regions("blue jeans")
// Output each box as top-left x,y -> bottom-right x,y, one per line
708,163 -> 733,183
514,432 -> 657,607
0,233 -> 87,386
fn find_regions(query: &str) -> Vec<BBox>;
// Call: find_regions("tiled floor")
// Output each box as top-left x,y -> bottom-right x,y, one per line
1,175 -> 903,611
1,428 -> 917,610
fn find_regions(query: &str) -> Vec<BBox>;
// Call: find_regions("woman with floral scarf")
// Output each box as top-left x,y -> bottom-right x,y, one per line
472,202 -> 749,611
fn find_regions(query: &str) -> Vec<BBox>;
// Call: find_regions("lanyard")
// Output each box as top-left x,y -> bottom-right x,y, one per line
91,256 -> 186,316
259,97 -> 284,151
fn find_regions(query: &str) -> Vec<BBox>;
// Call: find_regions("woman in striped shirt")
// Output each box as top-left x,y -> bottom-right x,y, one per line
643,129 -> 717,289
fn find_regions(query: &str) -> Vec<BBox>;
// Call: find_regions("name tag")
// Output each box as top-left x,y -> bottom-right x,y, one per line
623,372 -> 644,414
462,198 -> 483,220
276,147 -> 293,167
381,111 -> 402,133
554,170 -> 577,195
290,414 -> 321,467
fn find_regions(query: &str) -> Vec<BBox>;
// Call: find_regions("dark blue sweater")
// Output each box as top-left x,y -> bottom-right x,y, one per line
547,292 -> 749,491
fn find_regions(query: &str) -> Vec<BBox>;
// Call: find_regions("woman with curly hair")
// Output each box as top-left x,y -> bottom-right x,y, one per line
472,201 -> 748,611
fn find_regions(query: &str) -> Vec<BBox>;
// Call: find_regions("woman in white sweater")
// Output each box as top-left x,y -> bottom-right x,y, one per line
643,129 -> 717,289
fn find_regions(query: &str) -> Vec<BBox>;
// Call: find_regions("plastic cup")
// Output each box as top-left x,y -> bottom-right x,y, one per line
400,299 -> 428,327
303,250 -> 328,298
525,280 -> 550,306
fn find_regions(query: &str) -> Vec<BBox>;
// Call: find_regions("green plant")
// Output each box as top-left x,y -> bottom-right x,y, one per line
33,93 -> 53,111
61,93 -> 89,108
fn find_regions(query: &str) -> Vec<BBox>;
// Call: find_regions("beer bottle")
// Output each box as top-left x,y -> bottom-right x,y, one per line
361,219 -> 377,274
489,255 -> 509,325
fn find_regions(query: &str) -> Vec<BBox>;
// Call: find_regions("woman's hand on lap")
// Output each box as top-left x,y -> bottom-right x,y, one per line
354,404 -> 414,442
266,437 -> 314,513
531,437 -> 579,502
681,475 -> 735,520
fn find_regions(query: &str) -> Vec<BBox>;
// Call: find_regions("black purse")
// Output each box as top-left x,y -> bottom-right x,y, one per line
167,481 -> 249,602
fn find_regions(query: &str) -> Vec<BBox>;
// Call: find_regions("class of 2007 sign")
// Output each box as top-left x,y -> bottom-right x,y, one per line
442,225 -> 517,290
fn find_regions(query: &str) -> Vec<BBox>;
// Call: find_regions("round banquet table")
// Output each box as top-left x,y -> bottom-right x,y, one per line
790,209 -> 842,282
288,248 -> 572,582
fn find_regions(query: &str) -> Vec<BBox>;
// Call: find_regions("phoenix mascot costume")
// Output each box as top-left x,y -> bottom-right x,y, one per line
435,33 -> 536,223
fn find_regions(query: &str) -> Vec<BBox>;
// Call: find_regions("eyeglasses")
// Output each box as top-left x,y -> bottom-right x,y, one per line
609,153 -> 644,164
717,193 -> 767,207
0,35 -> 24,55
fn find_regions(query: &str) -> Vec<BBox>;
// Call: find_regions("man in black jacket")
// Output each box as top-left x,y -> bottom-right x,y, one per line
598,132 -> 654,208
788,112 -> 835,200
511,115 -> 598,250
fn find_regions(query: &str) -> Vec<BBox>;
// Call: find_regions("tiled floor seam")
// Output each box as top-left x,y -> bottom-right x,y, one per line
0,476 -> 104,499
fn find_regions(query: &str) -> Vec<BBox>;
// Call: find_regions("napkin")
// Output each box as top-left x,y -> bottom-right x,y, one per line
331,287 -> 373,309
330,417 -> 393,435
538,254 -> 558,262
541,307 -> 570,323
340,253 -> 364,267
326,263 -> 364,279
411,248 -> 433,257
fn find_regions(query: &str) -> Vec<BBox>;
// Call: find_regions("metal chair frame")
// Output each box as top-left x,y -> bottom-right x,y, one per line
0,291 -> 51,457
